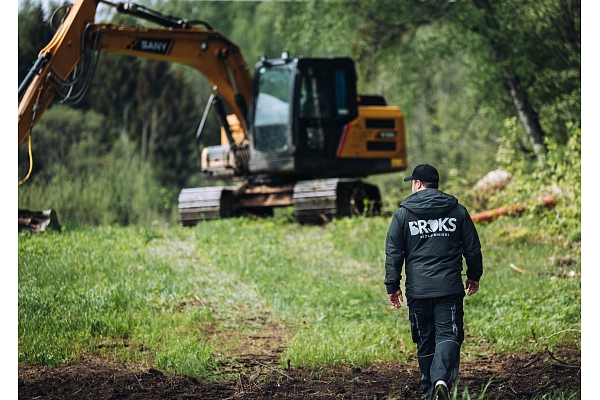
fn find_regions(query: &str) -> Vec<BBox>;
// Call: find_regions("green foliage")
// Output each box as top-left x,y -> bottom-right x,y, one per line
272,0 -> 355,58
469,0 -> 581,146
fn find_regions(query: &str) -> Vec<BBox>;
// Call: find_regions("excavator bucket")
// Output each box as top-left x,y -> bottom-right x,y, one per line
18,209 -> 62,232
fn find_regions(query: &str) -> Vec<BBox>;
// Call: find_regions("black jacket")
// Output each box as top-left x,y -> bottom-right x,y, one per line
384,188 -> 483,298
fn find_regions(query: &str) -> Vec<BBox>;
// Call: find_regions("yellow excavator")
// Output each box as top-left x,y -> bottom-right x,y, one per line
18,0 -> 408,227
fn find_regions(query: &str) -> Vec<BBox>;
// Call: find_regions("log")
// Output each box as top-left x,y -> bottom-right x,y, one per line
471,195 -> 556,223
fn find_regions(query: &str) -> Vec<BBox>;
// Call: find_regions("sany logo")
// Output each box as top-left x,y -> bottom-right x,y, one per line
132,39 -> 174,55
409,218 -> 457,235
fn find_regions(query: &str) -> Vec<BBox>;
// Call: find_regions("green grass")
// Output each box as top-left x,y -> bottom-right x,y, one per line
18,215 -> 580,380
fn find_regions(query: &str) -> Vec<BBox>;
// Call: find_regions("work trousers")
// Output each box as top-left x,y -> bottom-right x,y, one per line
407,292 -> 465,398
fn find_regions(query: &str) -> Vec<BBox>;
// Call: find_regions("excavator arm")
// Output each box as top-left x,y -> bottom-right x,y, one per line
18,0 -> 98,147
18,0 -> 253,150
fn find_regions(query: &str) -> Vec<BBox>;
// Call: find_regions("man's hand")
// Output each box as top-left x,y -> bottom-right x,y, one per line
465,278 -> 479,296
388,290 -> 403,308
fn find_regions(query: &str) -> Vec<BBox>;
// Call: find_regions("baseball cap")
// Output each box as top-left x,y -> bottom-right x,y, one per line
403,164 -> 440,183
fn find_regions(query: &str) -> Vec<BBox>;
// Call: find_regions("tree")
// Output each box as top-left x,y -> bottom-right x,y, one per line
466,0 -> 580,156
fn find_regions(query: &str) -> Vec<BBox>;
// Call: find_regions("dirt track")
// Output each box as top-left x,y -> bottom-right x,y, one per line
19,347 -> 580,399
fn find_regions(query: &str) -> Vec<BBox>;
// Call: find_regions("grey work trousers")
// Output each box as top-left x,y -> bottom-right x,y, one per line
407,292 -> 465,398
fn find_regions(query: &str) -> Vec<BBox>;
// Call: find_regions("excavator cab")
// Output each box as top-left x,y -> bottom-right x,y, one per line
248,55 -> 360,177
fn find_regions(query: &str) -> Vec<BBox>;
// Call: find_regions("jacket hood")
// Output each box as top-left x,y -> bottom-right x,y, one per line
400,189 -> 458,219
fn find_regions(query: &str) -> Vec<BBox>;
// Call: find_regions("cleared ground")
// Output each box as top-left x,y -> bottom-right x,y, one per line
19,346 -> 580,399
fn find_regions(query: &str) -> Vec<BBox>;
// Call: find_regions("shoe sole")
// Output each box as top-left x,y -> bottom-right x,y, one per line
433,385 -> 450,400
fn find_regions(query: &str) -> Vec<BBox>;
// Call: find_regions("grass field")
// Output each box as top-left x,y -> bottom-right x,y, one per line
18,214 -> 581,385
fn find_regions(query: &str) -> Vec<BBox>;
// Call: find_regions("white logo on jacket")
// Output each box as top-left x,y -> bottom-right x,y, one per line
409,218 -> 457,235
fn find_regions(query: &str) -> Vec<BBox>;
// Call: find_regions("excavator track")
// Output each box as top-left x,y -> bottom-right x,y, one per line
178,186 -> 236,226
178,179 -> 382,226
178,183 -> 296,226
293,178 -> 382,224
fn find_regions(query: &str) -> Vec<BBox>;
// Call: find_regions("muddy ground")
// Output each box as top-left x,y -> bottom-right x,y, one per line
19,346 -> 580,399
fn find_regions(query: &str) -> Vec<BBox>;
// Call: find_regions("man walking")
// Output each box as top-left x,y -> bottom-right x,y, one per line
384,164 -> 483,400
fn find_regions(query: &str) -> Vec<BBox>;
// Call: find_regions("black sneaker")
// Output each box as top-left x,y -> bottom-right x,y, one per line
433,380 -> 450,400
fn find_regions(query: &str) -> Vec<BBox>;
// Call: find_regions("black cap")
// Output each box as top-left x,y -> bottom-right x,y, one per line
403,164 -> 440,183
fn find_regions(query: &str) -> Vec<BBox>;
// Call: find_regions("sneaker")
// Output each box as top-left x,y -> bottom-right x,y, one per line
433,380 -> 450,400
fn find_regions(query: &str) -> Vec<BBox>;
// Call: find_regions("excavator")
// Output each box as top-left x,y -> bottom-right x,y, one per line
18,0 -> 408,227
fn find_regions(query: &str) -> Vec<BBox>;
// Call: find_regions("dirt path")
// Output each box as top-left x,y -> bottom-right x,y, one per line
18,347 -> 580,399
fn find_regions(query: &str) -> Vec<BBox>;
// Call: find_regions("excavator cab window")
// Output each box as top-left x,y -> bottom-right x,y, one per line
252,63 -> 294,153
295,59 -> 358,157
299,68 -> 331,152
251,57 -> 358,159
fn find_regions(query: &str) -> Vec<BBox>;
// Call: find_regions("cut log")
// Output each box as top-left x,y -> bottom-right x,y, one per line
471,196 -> 557,223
